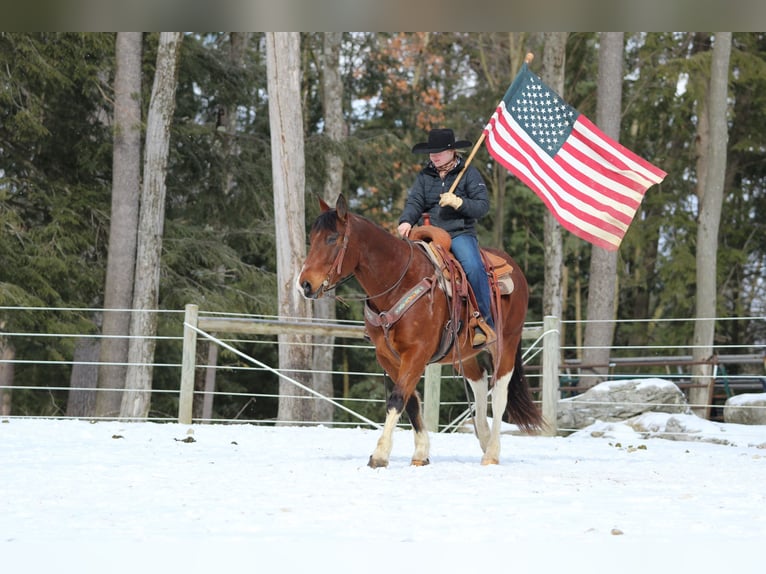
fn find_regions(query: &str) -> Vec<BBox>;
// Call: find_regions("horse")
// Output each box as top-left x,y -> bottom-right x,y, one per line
298,194 -> 543,467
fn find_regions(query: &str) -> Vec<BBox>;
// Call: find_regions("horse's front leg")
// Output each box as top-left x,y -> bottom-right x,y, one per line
368,357 -> 429,468
404,391 -> 430,466
368,388 -> 431,468
368,392 -> 404,468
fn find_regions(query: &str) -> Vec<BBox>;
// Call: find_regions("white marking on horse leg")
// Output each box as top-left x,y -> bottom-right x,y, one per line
411,428 -> 430,465
368,407 -> 401,468
482,369 -> 512,465
467,372 -> 491,452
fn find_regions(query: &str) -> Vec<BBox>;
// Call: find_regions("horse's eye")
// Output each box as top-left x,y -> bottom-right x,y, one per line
326,233 -> 339,245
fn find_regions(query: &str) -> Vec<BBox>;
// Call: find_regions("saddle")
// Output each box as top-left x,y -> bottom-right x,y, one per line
409,226 -> 514,352
409,226 -> 515,298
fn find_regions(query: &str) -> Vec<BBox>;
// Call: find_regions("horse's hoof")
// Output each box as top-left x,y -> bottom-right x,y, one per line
368,455 -> 389,469
410,458 -> 430,467
480,456 -> 499,465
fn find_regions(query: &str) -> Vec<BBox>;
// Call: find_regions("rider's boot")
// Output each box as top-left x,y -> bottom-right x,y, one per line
472,318 -> 496,347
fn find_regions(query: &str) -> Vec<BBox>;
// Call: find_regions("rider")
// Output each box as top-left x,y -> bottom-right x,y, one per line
397,128 -> 495,347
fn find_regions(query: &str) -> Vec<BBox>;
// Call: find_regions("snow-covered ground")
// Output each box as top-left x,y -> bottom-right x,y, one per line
2,416 -> 765,572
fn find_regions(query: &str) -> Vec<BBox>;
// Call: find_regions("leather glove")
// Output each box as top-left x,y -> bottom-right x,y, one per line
439,193 -> 463,210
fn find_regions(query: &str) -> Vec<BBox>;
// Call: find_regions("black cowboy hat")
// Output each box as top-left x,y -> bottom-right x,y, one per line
411,128 -> 472,154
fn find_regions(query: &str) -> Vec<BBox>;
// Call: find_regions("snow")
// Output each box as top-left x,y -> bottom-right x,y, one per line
2,416 -> 765,572
728,391 -> 766,406
596,377 -> 680,391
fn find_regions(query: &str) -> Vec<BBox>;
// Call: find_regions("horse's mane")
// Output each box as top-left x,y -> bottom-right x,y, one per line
312,209 -> 339,233
312,208 -> 391,236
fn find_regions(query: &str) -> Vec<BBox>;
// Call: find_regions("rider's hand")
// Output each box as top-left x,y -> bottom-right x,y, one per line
439,193 -> 463,210
397,222 -> 412,238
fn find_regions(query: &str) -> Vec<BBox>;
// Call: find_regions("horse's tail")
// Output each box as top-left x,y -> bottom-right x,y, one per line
504,341 -> 545,434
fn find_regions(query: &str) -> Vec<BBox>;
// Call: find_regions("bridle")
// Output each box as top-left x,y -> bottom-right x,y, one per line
315,221 -> 352,299
317,214 -> 416,302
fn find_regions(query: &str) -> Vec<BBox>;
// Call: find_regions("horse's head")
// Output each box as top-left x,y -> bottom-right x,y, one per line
297,194 -> 353,299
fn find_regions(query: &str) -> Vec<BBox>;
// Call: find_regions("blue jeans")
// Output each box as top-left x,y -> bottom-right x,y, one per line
450,234 -> 493,329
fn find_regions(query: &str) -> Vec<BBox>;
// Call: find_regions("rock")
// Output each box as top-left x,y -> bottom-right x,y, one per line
625,413 -> 734,445
557,378 -> 691,430
723,393 -> 766,425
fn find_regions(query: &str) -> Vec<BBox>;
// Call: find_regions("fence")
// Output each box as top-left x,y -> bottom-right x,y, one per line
179,304 -> 561,434
1,306 -> 764,435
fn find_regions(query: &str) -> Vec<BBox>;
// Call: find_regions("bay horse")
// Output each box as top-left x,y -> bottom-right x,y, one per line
298,194 -> 542,467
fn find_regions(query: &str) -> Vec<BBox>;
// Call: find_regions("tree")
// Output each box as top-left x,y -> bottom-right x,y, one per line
1,33 -> 765,421
541,33 -> 568,320
190,32 -> 253,421
310,32 -> 345,422
580,32 -> 624,388
121,32 -> 183,419
0,33 -> 114,416
96,32 -> 143,418
266,32 -> 315,424
690,32 -> 732,416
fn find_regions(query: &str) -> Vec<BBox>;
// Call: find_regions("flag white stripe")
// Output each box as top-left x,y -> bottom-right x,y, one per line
495,104 -> 644,218
486,118 -> 625,245
557,145 -> 643,214
563,135 -> 653,200
573,119 -> 666,184
489,109 -> 632,232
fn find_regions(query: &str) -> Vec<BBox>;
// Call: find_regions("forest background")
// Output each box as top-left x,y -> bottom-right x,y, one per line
0,32 -> 764,423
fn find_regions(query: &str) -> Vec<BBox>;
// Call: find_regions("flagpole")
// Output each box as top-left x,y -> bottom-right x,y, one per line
445,132 -> 486,195
445,52 -> 535,195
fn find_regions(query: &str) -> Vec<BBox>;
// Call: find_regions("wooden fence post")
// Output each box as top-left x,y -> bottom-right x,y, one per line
423,363 -> 441,432
541,315 -> 560,436
179,304 -> 198,424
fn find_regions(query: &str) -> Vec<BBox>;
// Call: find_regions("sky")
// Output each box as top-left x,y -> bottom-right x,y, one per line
2,413 -> 765,573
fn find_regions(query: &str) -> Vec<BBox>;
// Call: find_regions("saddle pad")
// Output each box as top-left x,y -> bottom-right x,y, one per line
416,240 -> 454,298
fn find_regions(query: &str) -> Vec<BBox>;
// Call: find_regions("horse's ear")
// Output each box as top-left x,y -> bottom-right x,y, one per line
318,195 -> 331,212
335,193 -> 348,222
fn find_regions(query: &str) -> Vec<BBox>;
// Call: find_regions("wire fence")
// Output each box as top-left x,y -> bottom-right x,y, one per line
1,306 -> 765,438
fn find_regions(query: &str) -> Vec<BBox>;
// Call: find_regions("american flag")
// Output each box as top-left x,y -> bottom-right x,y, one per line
484,62 -> 667,251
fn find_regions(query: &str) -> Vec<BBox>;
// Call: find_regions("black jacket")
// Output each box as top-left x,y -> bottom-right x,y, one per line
399,157 -> 489,238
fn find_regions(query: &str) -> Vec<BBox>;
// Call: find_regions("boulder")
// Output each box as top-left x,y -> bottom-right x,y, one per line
557,378 -> 691,431
723,393 -> 766,425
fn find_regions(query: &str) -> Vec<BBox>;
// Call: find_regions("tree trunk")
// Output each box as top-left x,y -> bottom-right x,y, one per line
581,32 -> 624,389
221,32 -> 251,196
0,335 -> 13,416
266,32 -> 315,424
310,32 -> 345,424
121,32 -> 183,419
67,337 -> 100,417
96,32 -> 142,418
541,33 -> 567,320
690,32 -> 732,417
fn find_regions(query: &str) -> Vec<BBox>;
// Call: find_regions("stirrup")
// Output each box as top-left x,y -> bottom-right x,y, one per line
472,322 -> 496,348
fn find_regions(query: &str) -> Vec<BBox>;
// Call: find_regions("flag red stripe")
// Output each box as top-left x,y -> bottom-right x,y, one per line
482,65 -> 666,250
486,109 -> 634,235
489,106 -> 642,226
484,99 -> 666,250
562,134 -> 652,198
485,118 -> 624,250
574,116 -> 667,183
